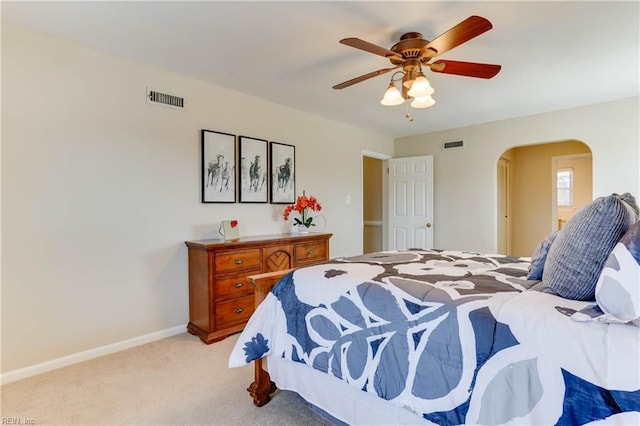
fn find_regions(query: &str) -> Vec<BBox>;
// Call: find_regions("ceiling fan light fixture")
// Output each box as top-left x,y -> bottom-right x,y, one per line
402,70 -> 416,89
334,16 -> 501,120
380,82 -> 405,106
407,73 -> 434,98
411,95 -> 436,109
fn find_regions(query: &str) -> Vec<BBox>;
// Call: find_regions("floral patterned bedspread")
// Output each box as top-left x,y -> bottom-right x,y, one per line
229,249 -> 640,425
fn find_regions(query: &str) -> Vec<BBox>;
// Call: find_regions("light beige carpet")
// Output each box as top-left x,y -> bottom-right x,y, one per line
1,332 -> 331,425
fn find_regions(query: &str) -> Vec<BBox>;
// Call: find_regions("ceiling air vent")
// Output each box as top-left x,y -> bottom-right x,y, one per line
146,88 -> 185,110
442,140 -> 464,150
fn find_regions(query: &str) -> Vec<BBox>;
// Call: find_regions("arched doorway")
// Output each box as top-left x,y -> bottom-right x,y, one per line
497,140 -> 592,256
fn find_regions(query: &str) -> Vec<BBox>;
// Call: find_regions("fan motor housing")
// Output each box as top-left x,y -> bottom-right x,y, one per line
390,32 -> 434,65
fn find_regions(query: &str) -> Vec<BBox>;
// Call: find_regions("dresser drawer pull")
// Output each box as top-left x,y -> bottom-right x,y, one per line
307,249 -> 314,255
234,282 -> 243,288
234,258 -> 243,265
235,308 -> 244,315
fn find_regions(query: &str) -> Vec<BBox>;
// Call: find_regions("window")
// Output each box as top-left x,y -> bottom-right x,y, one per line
557,168 -> 573,206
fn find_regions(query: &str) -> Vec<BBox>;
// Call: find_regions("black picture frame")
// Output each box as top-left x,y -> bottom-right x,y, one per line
202,129 -> 236,203
269,142 -> 295,204
239,136 -> 268,203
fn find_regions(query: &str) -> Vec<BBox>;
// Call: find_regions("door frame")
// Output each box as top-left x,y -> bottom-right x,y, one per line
362,150 -> 392,251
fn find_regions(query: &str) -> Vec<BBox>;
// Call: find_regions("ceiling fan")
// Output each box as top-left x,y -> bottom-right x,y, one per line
333,16 -> 501,114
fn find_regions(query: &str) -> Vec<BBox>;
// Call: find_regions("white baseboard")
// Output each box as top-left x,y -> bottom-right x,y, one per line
1,324 -> 186,385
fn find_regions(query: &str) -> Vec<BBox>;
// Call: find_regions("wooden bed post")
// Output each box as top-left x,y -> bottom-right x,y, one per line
247,358 -> 277,407
246,269 -> 293,407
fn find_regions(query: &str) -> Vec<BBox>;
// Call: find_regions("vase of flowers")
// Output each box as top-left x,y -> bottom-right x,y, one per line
283,191 -> 322,234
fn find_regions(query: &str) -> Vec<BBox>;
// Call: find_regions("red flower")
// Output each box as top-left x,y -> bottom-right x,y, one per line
282,191 -> 322,228
283,205 -> 294,221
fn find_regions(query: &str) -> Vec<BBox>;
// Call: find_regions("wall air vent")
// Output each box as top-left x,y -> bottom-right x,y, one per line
146,88 -> 185,110
442,140 -> 464,150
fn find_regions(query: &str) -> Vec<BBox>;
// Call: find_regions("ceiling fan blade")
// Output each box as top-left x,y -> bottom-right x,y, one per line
424,16 -> 493,58
429,60 -> 501,79
333,66 -> 400,89
340,38 -> 403,59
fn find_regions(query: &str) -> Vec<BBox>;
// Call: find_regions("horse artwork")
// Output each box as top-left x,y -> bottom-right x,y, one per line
220,161 -> 232,192
249,155 -> 264,192
239,136 -> 268,203
269,142 -> 295,204
241,157 -> 248,189
206,155 -> 224,191
276,158 -> 292,191
202,129 -> 236,203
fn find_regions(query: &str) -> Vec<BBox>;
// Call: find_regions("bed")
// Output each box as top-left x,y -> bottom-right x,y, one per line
228,194 -> 640,425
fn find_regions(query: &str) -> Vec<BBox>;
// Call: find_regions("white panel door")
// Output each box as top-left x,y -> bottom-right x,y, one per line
387,155 -> 434,250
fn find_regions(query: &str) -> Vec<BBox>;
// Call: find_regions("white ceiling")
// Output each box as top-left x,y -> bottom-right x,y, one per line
2,1 -> 639,137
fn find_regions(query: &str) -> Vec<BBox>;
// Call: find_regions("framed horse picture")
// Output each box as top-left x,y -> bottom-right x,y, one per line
202,129 -> 236,203
269,142 -> 295,204
239,136 -> 268,203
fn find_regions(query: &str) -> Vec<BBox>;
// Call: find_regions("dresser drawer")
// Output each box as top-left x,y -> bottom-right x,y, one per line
295,241 -> 327,265
215,295 -> 255,328
215,275 -> 255,301
215,249 -> 261,273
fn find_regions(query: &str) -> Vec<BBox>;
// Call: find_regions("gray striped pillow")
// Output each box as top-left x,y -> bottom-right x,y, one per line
542,193 -> 638,300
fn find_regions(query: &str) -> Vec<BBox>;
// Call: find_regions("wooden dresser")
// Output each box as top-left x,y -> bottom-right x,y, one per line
185,232 -> 332,344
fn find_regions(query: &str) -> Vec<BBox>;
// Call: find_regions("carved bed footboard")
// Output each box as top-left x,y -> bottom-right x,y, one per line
246,269 -> 293,407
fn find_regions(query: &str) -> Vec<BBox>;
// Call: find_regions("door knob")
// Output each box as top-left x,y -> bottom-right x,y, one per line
426,223 -> 432,228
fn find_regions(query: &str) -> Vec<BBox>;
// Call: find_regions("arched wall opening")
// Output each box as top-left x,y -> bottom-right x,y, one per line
497,139 -> 592,257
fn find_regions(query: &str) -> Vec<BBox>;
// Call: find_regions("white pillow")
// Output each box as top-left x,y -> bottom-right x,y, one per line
594,220 -> 640,325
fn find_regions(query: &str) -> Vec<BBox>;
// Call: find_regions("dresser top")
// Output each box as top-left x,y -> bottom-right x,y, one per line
185,232 -> 333,250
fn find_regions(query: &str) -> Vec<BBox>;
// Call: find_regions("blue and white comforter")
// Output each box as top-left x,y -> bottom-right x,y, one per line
229,250 -> 640,425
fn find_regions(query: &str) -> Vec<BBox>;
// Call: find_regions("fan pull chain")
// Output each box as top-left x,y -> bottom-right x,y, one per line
405,102 -> 414,122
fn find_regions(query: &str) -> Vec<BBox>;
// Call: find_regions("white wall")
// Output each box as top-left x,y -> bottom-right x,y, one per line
1,23 -> 393,374
394,96 -> 640,254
